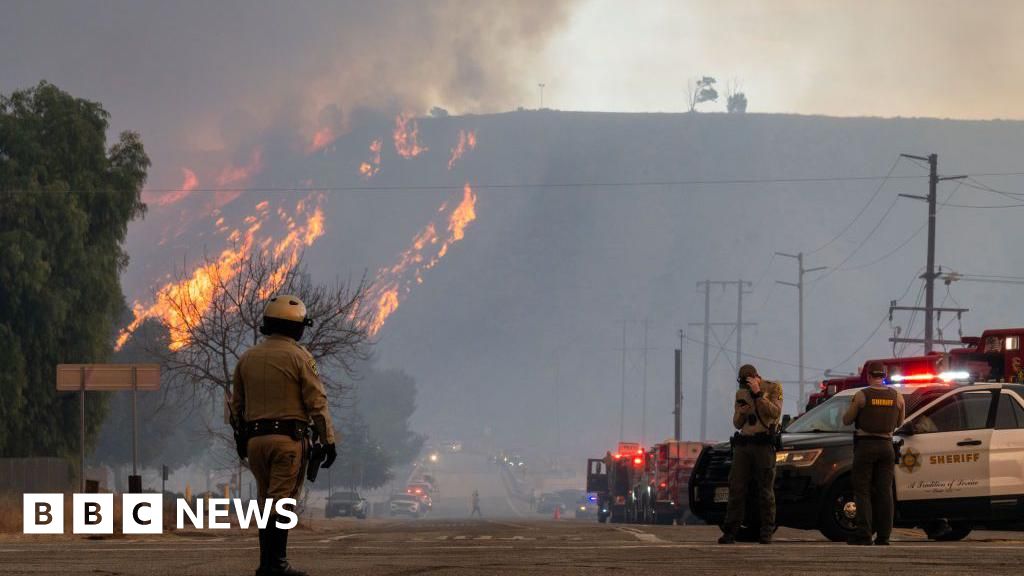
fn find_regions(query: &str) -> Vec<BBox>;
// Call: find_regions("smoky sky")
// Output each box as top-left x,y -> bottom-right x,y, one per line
7,1 -> 1024,464
1,0 -> 577,187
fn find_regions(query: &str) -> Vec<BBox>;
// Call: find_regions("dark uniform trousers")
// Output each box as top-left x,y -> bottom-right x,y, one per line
249,435 -> 306,502
724,442 -> 776,536
852,436 -> 895,542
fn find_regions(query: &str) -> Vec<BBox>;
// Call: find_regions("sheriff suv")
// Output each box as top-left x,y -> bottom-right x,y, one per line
690,381 -> 1024,541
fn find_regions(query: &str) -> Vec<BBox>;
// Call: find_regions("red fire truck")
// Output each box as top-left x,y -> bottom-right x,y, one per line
587,440 -> 707,525
628,440 -> 707,525
586,442 -> 646,523
806,327 -> 1024,409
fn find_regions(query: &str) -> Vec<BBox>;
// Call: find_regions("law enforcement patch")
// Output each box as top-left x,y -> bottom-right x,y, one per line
308,358 -> 319,377
899,447 -> 922,473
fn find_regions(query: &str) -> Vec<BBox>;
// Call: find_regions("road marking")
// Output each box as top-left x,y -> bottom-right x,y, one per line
318,533 -> 362,543
475,535 -> 493,540
616,527 -> 667,543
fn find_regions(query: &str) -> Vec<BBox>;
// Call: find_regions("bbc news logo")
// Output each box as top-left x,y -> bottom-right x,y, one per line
23,494 -> 298,534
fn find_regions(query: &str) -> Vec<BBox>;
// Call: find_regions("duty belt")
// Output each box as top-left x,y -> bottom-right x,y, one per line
731,432 -> 774,446
246,419 -> 308,440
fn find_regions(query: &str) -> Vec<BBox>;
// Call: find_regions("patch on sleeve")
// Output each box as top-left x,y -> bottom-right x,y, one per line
308,357 -> 319,377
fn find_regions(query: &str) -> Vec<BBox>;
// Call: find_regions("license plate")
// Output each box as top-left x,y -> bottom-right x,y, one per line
714,487 -> 729,503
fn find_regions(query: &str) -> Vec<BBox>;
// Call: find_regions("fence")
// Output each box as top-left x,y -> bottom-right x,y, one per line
0,458 -> 73,494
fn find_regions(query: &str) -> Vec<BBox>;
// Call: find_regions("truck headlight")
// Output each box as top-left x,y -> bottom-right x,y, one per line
775,449 -> 822,467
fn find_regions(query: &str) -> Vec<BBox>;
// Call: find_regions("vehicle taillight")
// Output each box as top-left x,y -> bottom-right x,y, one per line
659,482 -> 667,488
633,457 -> 643,466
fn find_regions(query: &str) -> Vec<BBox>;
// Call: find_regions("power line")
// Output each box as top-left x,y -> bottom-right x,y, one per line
0,174 -> 940,196
681,334 -> 829,372
806,156 -> 903,255
830,268 -> 922,371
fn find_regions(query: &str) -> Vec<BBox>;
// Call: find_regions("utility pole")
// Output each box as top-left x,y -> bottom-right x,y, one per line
674,330 -> 684,441
641,319 -> 649,446
897,153 -> 965,353
776,252 -> 826,407
619,320 -> 627,442
538,83 -> 545,109
691,280 -> 756,441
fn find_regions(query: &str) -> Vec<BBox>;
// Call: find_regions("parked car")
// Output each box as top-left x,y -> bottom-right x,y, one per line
325,491 -> 368,519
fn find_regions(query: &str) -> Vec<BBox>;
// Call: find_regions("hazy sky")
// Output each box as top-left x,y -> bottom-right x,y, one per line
538,0 -> 1024,119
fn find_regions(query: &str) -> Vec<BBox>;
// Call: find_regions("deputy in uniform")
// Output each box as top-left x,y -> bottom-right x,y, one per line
842,361 -> 905,545
230,294 -> 338,576
719,364 -> 784,544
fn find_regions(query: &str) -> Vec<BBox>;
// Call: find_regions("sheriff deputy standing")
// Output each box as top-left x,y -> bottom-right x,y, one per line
842,361 -> 905,546
230,294 -> 338,576
719,364 -> 784,544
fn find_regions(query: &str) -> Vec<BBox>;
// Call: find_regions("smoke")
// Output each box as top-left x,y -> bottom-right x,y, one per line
0,1 -> 577,183
539,0 -> 1024,119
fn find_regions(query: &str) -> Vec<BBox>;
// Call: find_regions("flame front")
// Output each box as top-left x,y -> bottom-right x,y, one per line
447,130 -> 477,170
308,127 -> 336,154
393,113 -> 428,158
358,138 -> 382,178
150,167 -> 198,207
367,183 -> 477,336
115,194 -> 325,351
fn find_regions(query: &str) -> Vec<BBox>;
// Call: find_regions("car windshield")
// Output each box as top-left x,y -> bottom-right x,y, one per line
330,492 -> 359,501
786,393 -> 855,433
787,386 -> 949,433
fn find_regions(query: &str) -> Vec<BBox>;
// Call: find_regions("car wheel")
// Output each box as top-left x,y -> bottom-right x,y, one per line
610,507 -> 625,523
819,476 -> 858,542
924,520 -> 971,541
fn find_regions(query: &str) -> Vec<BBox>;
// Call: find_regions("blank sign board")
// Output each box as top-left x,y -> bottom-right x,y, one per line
56,364 -> 161,391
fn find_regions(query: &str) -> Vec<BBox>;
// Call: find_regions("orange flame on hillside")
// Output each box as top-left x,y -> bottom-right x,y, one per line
307,127 -> 337,154
447,130 -> 477,170
151,168 -> 198,206
115,194 -> 325,351
214,148 -> 264,208
367,183 -> 477,336
358,138 -> 383,178
393,113 -> 428,158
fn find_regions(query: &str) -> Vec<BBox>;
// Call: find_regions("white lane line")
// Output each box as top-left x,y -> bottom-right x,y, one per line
318,532 -> 362,543
615,527 -> 667,543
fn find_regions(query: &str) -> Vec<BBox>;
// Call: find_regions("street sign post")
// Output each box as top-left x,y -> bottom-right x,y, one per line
56,364 -> 160,492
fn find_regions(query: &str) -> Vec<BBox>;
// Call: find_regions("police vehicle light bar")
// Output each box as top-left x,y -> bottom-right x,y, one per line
889,371 -> 970,384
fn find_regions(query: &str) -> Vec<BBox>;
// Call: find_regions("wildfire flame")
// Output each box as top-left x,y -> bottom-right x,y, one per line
308,126 -> 336,154
358,138 -> 383,178
393,113 -> 427,158
367,183 -> 477,336
447,130 -> 477,170
115,194 -> 326,351
214,148 -> 264,208
150,167 -> 198,207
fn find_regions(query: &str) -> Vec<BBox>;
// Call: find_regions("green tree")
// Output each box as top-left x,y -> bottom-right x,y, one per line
0,81 -> 149,457
332,407 -> 393,490
354,366 -> 426,467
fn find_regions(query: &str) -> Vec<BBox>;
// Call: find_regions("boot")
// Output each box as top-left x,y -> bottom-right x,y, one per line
717,525 -> 737,544
254,528 -> 271,575
257,516 -> 308,576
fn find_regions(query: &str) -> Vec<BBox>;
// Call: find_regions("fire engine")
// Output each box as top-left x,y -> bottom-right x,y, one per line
586,440 -> 707,525
628,440 -> 706,524
586,442 -> 646,523
806,327 -> 1024,410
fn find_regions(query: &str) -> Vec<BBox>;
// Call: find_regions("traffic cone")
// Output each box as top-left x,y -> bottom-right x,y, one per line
553,506 -> 561,520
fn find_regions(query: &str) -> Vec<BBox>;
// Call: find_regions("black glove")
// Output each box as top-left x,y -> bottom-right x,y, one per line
322,443 -> 337,468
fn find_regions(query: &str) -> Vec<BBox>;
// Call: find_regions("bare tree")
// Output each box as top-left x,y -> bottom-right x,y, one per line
686,76 -> 719,112
145,248 -> 373,407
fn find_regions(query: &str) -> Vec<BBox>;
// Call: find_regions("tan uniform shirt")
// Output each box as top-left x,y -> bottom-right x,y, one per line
230,335 -> 336,444
842,386 -> 906,438
733,380 -> 784,435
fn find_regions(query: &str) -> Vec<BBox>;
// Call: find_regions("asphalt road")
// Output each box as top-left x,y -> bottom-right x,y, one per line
3,519 -> 1024,575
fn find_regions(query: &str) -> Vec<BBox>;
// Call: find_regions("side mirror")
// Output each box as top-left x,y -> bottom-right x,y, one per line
896,423 -> 914,436
781,414 -> 792,429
